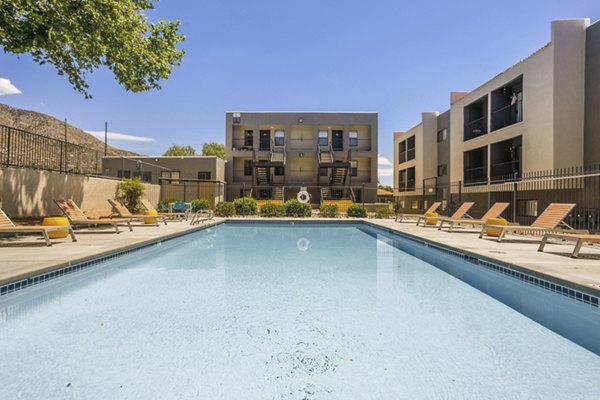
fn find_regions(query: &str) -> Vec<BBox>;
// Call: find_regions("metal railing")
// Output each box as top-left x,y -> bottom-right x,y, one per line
491,102 -> 523,131
464,116 -> 488,140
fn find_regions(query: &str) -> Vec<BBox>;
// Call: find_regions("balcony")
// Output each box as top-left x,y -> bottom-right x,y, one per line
464,95 -> 488,141
490,136 -> 522,182
464,116 -> 488,141
491,102 -> 522,131
464,166 -> 488,186
490,160 -> 521,182
463,146 -> 488,186
491,76 -> 523,132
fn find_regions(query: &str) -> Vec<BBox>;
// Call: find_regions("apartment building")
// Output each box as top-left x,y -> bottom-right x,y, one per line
225,112 -> 378,203
394,19 -> 599,217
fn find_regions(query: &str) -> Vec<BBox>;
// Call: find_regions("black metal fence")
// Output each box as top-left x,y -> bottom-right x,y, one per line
160,179 -> 226,208
395,165 -> 600,233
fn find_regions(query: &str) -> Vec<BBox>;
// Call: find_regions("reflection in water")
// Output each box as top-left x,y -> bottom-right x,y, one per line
296,237 -> 310,252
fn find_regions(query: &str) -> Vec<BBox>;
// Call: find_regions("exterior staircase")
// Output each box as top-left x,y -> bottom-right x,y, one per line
256,167 -> 269,184
332,167 -> 347,185
271,186 -> 284,200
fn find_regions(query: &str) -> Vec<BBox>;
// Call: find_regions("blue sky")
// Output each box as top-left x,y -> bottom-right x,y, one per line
0,0 -> 598,185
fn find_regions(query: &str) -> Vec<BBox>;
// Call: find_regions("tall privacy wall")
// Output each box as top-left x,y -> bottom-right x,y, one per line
0,167 -> 160,218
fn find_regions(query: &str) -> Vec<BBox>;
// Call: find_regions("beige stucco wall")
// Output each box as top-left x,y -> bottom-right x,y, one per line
0,168 -> 160,218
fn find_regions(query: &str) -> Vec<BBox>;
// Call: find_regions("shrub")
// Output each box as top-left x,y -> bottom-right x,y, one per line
259,202 -> 286,217
191,198 -> 211,212
284,199 -> 312,217
347,204 -> 367,218
375,207 -> 394,219
115,178 -> 145,213
215,201 -> 235,217
157,198 -> 179,212
233,197 -> 257,215
319,204 -> 338,218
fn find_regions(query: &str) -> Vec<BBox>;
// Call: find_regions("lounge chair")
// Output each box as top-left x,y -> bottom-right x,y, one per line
140,199 -> 187,221
479,203 -> 583,242
396,202 -> 441,223
538,233 -> 600,258
107,199 -> 167,226
438,202 -> 510,232
54,199 -> 132,233
416,202 -> 475,227
0,208 -> 77,246
190,210 -> 214,225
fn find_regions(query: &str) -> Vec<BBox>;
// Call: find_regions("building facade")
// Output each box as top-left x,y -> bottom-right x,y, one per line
102,156 -> 225,206
225,112 -> 378,203
393,18 -> 599,218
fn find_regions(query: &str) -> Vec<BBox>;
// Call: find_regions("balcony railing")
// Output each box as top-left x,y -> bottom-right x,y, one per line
491,102 -> 523,131
464,165 -> 488,186
464,116 -> 488,141
490,160 -> 521,182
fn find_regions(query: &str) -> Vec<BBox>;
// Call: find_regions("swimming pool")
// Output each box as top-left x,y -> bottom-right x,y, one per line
1,222 -> 599,399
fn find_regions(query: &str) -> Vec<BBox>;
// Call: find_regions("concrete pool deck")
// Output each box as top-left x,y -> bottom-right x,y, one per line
1,217 -> 599,295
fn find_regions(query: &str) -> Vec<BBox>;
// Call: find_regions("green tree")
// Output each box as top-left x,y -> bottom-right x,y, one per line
163,145 -> 196,156
0,0 -> 185,98
201,142 -> 225,159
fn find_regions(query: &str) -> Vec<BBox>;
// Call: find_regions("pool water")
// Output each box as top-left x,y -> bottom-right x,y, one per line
1,222 -> 599,399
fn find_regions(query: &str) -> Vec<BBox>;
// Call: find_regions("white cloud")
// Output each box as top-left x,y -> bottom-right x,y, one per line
378,154 -> 393,167
378,154 -> 394,186
85,130 -> 155,142
0,78 -> 22,96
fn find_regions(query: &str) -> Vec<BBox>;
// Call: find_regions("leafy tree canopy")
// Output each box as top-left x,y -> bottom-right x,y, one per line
163,144 -> 196,156
0,0 -> 185,98
201,142 -> 225,159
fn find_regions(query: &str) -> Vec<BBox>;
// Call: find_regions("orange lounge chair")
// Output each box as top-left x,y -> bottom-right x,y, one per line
538,233 -> 600,258
54,199 -> 132,233
396,202 -> 442,223
480,203 -> 584,242
0,208 -> 77,246
438,202 -> 510,232
416,202 -> 475,227
107,199 -> 167,226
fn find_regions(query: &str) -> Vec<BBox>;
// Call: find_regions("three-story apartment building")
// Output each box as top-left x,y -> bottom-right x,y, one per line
225,112 -> 378,203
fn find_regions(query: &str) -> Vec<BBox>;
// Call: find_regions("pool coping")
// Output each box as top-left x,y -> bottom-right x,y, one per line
1,218 -> 599,306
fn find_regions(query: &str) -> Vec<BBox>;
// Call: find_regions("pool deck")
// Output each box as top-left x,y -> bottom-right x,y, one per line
1,217 -> 599,295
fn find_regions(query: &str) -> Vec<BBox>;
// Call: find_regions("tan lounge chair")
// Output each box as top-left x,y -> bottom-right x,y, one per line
417,202 -> 475,227
479,203 -> 583,242
396,202 -> 442,223
54,199 -> 132,233
438,202 -> 510,232
108,199 -> 167,226
190,210 -> 214,225
538,233 -> 600,258
140,199 -> 187,221
0,208 -> 77,246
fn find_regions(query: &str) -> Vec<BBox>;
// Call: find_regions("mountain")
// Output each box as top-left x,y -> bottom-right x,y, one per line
0,103 -> 137,156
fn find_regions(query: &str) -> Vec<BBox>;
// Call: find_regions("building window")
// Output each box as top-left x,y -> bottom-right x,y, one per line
319,167 -> 328,177
518,199 -> 538,217
140,171 -> 152,183
437,129 -> 447,142
274,130 -> 285,146
349,131 -> 358,147
117,170 -> 131,179
437,164 -> 447,177
406,167 -> 415,191
407,136 -> 415,161
398,169 -> 406,192
197,171 -> 211,180
350,160 -> 357,177
274,166 -> 284,176
398,141 -> 406,164
318,131 -> 328,146
411,200 -> 419,209
233,113 -> 241,124
243,160 -> 253,176
160,171 -> 180,184
244,130 -> 253,147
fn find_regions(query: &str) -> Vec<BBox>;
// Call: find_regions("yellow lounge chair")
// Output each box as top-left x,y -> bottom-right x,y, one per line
0,208 -> 77,246
438,202 -> 510,232
479,203 -> 583,242
396,202 -> 442,223
416,202 -> 475,227
140,199 -> 187,221
54,199 -> 132,233
107,199 -> 167,226
538,233 -> 600,258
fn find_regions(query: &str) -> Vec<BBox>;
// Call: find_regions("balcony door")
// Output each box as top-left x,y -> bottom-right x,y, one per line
259,130 -> 271,151
332,130 -> 343,151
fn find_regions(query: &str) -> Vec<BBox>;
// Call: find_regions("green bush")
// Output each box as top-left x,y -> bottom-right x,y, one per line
284,199 -> 312,217
115,178 -> 145,213
375,207 -> 394,219
259,202 -> 286,217
233,197 -> 257,215
191,198 -> 211,212
215,201 -> 235,217
157,198 -> 179,212
319,204 -> 338,218
347,204 -> 367,218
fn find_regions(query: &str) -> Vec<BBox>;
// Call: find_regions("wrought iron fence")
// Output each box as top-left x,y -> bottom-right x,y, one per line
159,178 -> 226,209
395,165 -> 600,233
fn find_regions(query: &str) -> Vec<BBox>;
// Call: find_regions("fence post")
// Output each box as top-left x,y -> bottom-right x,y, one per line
513,172 -> 518,222
242,182 -> 246,217
6,128 -> 11,167
59,141 -> 64,174
458,180 -> 462,209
